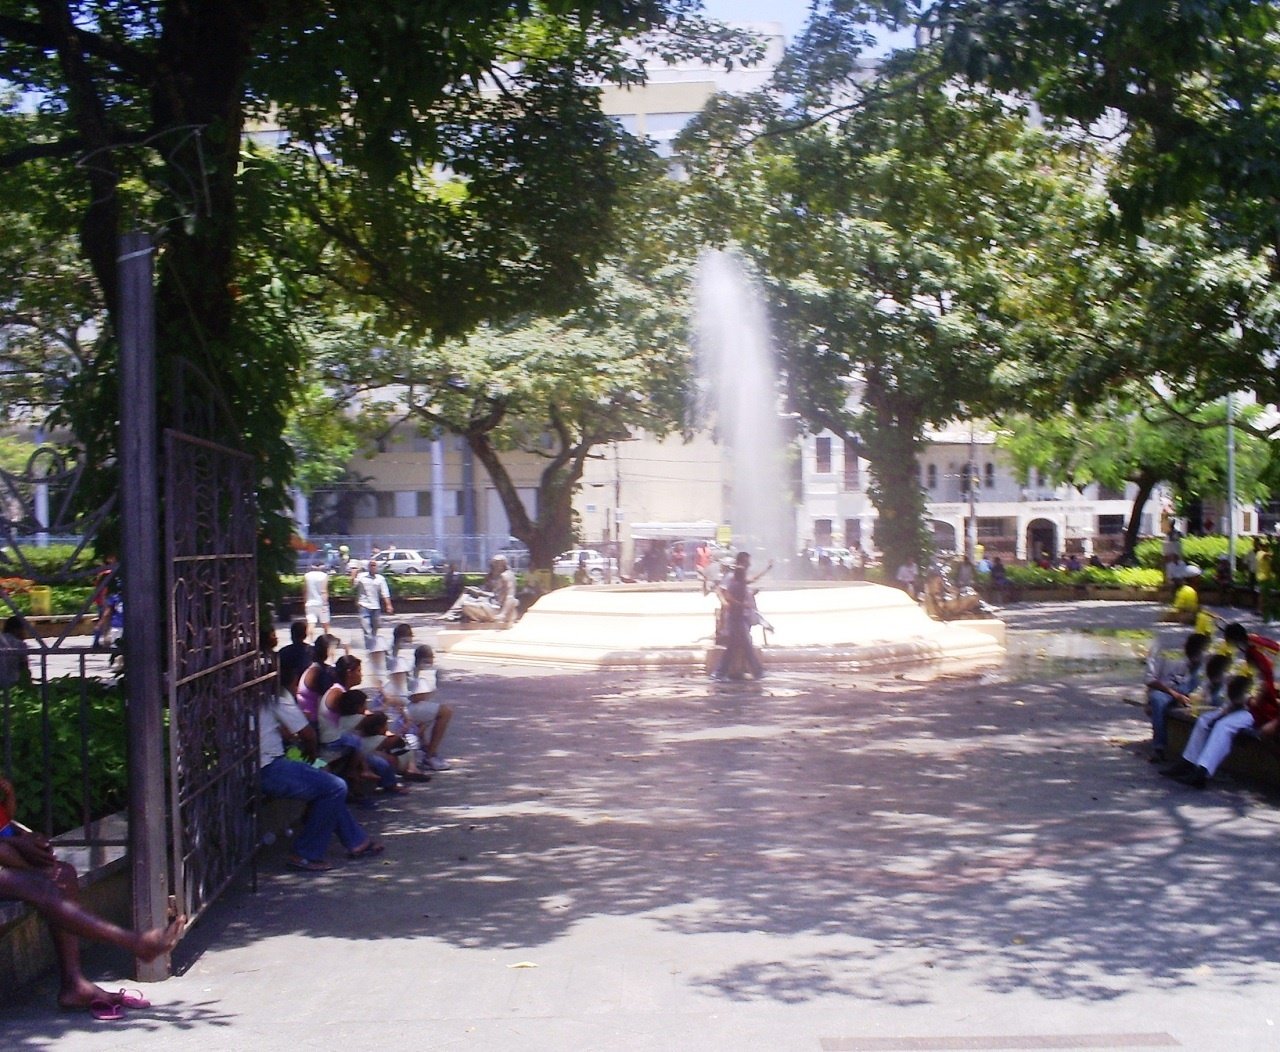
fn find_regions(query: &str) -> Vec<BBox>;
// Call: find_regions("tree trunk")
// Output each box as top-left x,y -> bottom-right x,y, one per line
1122,469 -> 1160,561
467,431 -> 585,572
860,388 -> 929,578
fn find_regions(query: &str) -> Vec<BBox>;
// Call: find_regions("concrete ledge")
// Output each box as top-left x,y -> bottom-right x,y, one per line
1166,709 -> 1280,789
0,812 -> 130,1002
0,796 -> 305,1002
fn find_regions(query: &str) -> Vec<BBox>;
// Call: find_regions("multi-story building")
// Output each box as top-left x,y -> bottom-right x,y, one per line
796,422 -> 1166,562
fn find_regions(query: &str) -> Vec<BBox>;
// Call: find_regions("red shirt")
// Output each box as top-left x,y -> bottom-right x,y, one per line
1245,636 -> 1279,726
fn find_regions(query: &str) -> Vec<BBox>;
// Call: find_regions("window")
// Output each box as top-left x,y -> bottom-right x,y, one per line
815,437 -> 832,474
416,491 -> 432,517
926,464 -> 937,489
1097,514 -> 1126,536
814,519 -> 833,545
455,491 -> 467,517
374,491 -> 395,518
976,517 -> 1007,539
845,519 -> 861,548
984,462 -> 995,488
843,439 -> 860,489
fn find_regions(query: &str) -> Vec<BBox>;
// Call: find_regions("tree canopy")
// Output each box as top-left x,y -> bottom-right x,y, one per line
0,0 -> 718,571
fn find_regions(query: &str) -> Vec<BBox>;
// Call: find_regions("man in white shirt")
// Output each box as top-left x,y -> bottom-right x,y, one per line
353,559 -> 393,651
302,560 -> 331,636
258,689 -> 381,871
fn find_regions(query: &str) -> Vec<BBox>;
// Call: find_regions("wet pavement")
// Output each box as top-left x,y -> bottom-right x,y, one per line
5,600 -> 1280,1050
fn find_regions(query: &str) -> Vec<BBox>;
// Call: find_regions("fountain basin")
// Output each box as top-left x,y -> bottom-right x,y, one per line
436,581 -> 1004,671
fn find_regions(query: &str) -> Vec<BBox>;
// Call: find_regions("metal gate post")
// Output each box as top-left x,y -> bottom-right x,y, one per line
118,230 -> 172,981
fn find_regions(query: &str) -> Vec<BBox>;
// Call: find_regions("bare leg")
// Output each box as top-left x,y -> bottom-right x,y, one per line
0,864 -> 185,1008
424,705 -> 453,755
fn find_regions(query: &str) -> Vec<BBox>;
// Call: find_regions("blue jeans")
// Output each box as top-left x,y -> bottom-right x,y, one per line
366,751 -> 398,790
1148,689 -> 1177,751
359,607 -> 381,651
259,757 -> 367,862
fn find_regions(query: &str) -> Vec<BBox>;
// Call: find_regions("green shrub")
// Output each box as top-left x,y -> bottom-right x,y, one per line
1136,535 -> 1253,573
2,677 -> 128,835
1005,565 -> 1162,589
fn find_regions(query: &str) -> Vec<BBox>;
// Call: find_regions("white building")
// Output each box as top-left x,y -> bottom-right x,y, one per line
796,422 -> 1164,562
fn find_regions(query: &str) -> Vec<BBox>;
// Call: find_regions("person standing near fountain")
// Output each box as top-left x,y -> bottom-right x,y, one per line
710,552 -> 766,681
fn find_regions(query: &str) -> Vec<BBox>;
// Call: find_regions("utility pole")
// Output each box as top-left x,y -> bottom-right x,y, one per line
611,442 -> 622,583
966,423 -> 978,563
1228,392 -> 1237,576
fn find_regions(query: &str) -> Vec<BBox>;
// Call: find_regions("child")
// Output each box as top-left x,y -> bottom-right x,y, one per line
407,644 -> 454,771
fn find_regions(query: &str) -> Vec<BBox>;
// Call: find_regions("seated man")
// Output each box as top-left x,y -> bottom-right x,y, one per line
0,778 -> 185,1018
258,684 -> 383,871
454,554 -> 518,626
1144,631 -> 1209,762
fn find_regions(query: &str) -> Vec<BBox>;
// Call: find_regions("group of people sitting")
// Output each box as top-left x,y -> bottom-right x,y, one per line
259,619 -> 456,872
1144,619 -> 1280,788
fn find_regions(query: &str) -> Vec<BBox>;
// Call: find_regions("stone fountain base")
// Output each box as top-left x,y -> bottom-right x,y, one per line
436,581 -> 1004,672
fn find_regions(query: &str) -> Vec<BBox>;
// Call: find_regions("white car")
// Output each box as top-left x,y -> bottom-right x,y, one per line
554,548 -> 617,581
372,548 -> 446,574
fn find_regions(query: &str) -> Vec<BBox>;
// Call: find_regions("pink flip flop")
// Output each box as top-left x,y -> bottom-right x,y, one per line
111,989 -> 151,1010
89,1000 -> 126,1022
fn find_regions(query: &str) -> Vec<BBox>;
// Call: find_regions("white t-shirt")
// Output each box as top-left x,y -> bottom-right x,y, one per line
259,690 -> 309,768
304,569 -> 329,604
354,571 -> 390,611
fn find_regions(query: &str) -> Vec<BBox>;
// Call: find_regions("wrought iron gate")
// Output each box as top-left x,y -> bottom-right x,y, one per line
164,429 -> 268,922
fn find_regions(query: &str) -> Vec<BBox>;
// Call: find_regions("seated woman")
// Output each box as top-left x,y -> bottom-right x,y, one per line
296,633 -> 344,724
317,658 -> 406,798
0,779 -> 185,1018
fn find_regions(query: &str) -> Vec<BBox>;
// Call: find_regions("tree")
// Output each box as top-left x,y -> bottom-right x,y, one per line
681,51 -> 1081,572
0,1 -> 714,577
306,168 -> 700,570
849,1 -> 1280,406
997,394 -> 1272,560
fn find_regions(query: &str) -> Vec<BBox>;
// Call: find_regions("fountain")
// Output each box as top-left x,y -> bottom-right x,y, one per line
437,248 -> 1004,672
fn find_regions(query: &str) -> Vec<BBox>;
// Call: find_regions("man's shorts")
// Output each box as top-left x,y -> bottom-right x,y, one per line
305,601 -> 331,626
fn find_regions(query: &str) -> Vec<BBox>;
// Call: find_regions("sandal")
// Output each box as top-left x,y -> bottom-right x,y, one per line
347,840 -> 385,860
401,770 -> 431,783
89,1000 -> 126,1022
286,856 -> 333,872
110,989 -> 151,1010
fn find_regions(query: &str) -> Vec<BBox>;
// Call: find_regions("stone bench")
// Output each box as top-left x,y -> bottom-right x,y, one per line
1166,708 -> 1280,790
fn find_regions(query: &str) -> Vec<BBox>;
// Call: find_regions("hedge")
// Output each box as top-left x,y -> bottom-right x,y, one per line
2,677 -> 128,835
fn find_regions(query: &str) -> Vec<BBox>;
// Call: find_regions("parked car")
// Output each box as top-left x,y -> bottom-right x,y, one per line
553,548 -> 618,581
372,547 -> 447,574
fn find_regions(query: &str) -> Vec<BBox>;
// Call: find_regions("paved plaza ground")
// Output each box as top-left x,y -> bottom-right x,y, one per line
5,601 -> 1280,1050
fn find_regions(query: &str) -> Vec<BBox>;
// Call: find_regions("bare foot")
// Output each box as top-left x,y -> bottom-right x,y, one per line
57,980 -> 113,1011
135,914 -> 186,962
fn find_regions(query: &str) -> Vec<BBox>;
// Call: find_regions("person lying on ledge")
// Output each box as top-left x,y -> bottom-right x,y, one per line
0,778 -> 186,1020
